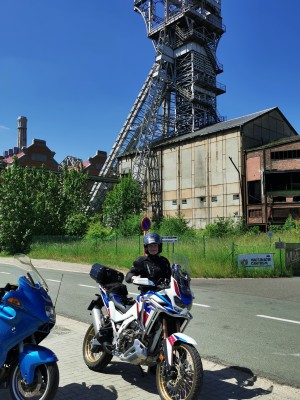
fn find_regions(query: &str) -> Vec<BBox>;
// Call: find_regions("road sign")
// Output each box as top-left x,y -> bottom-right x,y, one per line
161,236 -> 178,243
238,253 -> 274,269
141,217 -> 151,232
275,241 -> 285,249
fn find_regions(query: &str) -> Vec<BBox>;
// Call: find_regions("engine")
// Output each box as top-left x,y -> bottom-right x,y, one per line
117,321 -> 142,353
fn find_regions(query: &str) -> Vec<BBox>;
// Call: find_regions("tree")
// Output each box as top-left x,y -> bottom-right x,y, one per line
102,174 -> 145,229
0,160 -> 90,253
0,163 -> 34,253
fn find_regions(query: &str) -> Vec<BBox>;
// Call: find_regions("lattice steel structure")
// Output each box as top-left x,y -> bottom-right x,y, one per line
90,0 -> 226,218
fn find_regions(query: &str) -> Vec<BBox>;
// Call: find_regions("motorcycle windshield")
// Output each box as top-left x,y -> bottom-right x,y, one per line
170,253 -> 192,298
171,253 -> 190,277
13,254 -> 49,292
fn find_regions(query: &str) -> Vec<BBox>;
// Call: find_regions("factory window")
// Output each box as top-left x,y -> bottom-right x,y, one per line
233,194 -> 240,200
293,196 -> 300,202
271,149 -> 300,160
172,200 -> 177,205
212,196 -> 218,202
182,199 -> 187,204
200,196 -> 206,202
248,180 -> 261,204
273,196 -> 286,202
249,209 -> 262,218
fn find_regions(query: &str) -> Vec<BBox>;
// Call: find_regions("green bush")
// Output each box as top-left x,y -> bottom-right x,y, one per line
85,218 -> 114,240
64,213 -> 89,236
204,217 -> 236,237
117,215 -> 143,237
283,214 -> 296,231
158,214 -> 196,237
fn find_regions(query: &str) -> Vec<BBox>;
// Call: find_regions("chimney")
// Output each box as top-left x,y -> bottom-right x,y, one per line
17,116 -> 27,149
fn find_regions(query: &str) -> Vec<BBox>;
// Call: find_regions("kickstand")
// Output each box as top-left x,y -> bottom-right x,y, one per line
138,365 -> 145,377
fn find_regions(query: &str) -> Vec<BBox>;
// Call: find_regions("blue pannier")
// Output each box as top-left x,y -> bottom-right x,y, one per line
90,263 -> 124,285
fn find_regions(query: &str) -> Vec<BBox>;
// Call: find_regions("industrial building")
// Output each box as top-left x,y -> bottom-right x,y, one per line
118,107 -> 298,229
246,134 -> 300,230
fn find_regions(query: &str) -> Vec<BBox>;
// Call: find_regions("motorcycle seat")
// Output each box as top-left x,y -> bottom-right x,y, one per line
110,296 -> 134,314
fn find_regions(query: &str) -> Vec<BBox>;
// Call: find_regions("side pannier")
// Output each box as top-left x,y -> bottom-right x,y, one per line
90,263 -> 124,285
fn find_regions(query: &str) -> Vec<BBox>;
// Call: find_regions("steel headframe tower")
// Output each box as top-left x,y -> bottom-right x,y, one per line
90,0 -> 226,219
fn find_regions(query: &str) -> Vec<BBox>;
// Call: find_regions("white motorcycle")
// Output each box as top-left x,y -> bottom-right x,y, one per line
82,255 -> 203,400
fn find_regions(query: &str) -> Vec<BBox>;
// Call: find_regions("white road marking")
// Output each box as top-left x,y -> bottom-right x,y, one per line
47,279 -> 61,283
0,272 -> 11,274
256,315 -> 300,325
79,284 -> 97,289
37,266 -> 89,274
193,303 -> 211,308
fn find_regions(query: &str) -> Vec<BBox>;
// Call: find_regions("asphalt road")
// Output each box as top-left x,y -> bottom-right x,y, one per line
0,262 -> 299,388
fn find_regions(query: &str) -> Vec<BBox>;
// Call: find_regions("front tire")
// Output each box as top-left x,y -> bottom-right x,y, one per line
83,324 -> 113,372
156,343 -> 203,400
9,361 -> 59,400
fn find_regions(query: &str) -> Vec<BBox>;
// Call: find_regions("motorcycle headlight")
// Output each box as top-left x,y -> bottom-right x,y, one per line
45,306 -> 56,322
174,296 -> 193,310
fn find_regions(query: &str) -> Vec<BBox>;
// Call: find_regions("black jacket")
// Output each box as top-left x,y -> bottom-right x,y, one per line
125,254 -> 171,286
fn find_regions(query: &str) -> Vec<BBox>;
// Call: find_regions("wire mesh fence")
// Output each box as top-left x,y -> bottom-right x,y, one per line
30,234 -> 290,277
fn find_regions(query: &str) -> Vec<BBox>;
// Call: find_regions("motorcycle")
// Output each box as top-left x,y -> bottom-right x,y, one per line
0,254 -> 59,400
82,254 -> 203,400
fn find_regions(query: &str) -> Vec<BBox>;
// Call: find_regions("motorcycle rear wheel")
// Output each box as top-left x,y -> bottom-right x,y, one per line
156,343 -> 203,400
82,324 -> 113,372
9,361 -> 59,400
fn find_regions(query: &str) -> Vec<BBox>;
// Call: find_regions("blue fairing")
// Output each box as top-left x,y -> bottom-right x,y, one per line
0,277 -> 53,365
0,256 -> 57,382
19,344 -> 58,384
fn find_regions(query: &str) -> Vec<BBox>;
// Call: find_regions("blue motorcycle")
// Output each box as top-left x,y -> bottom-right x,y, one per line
0,254 -> 59,400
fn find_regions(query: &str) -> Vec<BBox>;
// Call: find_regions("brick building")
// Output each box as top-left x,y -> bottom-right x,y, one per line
246,136 -> 300,229
4,139 -> 59,171
2,117 -> 107,177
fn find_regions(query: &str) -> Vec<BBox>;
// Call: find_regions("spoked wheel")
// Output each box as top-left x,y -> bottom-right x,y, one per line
156,343 -> 203,400
83,324 -> 113,372
9,362 -> 59,400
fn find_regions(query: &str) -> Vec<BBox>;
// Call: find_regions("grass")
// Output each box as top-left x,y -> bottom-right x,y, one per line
5,231 -> 294,278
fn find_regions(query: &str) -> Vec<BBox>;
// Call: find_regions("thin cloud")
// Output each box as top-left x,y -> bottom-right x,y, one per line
0,125 -> 10,131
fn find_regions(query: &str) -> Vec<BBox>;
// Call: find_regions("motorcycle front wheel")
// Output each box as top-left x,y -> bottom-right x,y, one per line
156,342 -> 203,400
82,324 -> 113,372
9,361 -> 59,400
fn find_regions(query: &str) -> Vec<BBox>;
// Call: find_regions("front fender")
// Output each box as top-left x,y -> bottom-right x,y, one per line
19,343 -> 58,384
163,333 -> 197,367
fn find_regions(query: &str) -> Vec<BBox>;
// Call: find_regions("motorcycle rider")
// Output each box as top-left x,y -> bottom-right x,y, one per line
126,231 -> 171,375
125,232 -> 171,286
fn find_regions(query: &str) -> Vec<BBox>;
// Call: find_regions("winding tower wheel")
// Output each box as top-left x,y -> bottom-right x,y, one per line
90,0 -> 226,220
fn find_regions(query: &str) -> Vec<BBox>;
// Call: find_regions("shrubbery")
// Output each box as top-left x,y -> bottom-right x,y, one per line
0,161 -> 89,254
65,213 -> 89,236
158,213 -> 196,238
84,217 -> 114,240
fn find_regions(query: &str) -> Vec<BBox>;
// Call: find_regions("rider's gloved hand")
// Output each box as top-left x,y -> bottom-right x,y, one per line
132,275 -> 141,283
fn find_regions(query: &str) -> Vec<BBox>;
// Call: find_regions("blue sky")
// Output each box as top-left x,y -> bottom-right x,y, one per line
1,0 -> 299,163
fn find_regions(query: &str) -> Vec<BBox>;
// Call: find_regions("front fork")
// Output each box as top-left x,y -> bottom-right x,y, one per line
161,317 -> 197,369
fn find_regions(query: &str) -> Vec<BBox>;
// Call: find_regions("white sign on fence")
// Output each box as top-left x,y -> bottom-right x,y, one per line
161,236 -> 178,243
238,253 -> 274,269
